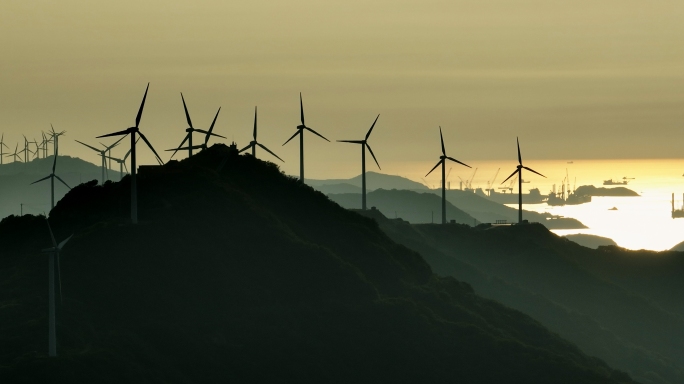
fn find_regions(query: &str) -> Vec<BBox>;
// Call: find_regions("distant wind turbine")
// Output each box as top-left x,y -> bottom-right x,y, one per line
19,135 -> 32,163
239,107 -> 283,162
31,150 -> 71,210
282,93 -> 329,182
501,137 -> 546,224
338,114 -> 381,210
41,218 -> 73,357
0,134 -> 8,164
167,93 -> 225,159
7,143 -> 22,163
106,139 -> 138,181
75,140 -> 110,184
49,125 -> 66,157
425,127 -> 471,224
96,83 -> 164,224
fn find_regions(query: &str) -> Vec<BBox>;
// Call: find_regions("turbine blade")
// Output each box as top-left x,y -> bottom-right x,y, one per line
282,130 -> 300,146
337,140 -> 364,144
138,131 -> 164,165
123,162 -> 129,173
239,144 -> 253,153
181,92 -> 193,128
501,169 -> 519,184
52,151 -> 57,174
523,166 -> 546,178
365,114 -> 380,140
446,156 -> 471,168
107,135 -> 127,150
123,139 -> 139,162
193,129 -> 226,139
304,127 -> 330,142
57,234 -> 73,250
205,107 -> 221,146
168,133 -> 190,158
300,92 -> 305,126
425,160 -> 442,177
517,137 -> 522,165
75,140 -> 103,153
166,145 -> 203,151
257,143 -> 284,162
439,126 -> 446,156
135,83 -> 150,128
55,175 -> 71,189
96,129 -> 130,139
253,106 -> 258,140
46,219 -> 57,248
31,175 -> 51,185
366,143 -> 380,170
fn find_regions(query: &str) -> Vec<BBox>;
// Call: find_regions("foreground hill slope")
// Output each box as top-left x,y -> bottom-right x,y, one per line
0,145 -> 634,383
360,210 -> 682,384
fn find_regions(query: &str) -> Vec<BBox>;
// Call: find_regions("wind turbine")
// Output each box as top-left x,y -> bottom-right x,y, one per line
0,134 -> 8,164
99,136 -> 126,180
96,83 -> 164,224
19,135 -> 32,163
31,149 -> 71,210
239,107 -> 283,162
425,127 -> 471,224
6,143 -> 22,163
282,93 -> 329,182
501,137 -> 546,224
75,140 -> 109,184
167,93 -> 225,159
49,125 -> 66,157
338,114 -> 381,210
41,218 -> 73,357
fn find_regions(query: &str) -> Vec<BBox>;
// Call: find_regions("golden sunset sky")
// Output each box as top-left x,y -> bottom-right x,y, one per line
1,1 -> 683,179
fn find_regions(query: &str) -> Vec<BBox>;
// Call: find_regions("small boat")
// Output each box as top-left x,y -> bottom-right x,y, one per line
603,179 -> 629,186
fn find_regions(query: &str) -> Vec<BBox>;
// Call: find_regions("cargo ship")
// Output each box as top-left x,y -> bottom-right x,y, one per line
603,177 -> 633,186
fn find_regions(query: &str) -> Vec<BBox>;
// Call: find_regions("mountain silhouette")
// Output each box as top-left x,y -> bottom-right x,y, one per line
0,145 -> 635,383
307,171 -> 428,191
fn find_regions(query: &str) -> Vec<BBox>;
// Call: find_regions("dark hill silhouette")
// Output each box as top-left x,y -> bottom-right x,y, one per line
307,171 -> 428,191
359,209 -> 683,384
330,189 -> 478,224
0,145 -> 634,383
0,156 -> 120,219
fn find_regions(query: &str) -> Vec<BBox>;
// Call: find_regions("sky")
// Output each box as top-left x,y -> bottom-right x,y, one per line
1,0 -> 684,179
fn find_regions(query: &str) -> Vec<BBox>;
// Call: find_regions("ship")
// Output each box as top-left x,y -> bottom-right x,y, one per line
547,191 -> 592,206
603,177 -> 634,186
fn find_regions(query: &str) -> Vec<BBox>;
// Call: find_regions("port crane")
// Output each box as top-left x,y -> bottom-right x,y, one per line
445,167 -> 452,190
487,168 -> 500,195
466,168 -> 478,190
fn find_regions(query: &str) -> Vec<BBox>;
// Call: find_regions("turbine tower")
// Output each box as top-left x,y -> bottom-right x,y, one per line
31,150 -> 71,210
282,93 -> 329,182
239,107 -> 283,162
425,127 -> 471,224
19,135 -> 32,163
97,83 -> 164,224
501,137 -> 546,224
168,93 -> 226,159
0,134 -> 8,164
41,218 -> 73,357
338,114 -> 381,210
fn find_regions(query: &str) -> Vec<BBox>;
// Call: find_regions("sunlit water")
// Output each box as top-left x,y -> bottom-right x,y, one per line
399,159 -> 684,251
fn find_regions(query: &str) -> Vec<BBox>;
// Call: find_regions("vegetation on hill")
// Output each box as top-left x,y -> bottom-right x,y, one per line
0,145 -> 634,383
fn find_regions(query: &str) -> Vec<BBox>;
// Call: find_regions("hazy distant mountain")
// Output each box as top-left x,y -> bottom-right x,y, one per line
307,171 -> 428,191
361,209 -> 684,384
565,234 -> 618,248
312,182 -> 361,194
329,189 -> 478,224
0,156 -> 119,219
0,146 -> 634,383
